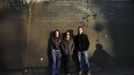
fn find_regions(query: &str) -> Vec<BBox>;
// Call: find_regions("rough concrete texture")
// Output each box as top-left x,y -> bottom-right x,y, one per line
0,0 -> 134,69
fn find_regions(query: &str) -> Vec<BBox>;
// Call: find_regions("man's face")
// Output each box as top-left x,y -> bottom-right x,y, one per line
79,28 -> 83,35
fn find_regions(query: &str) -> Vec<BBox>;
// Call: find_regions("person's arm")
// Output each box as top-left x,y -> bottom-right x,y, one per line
73,36 -> 78,50
61,41 -> 65,52
71,39 -> 75,52
85,35 -> 90,50
50,38 -> 54,50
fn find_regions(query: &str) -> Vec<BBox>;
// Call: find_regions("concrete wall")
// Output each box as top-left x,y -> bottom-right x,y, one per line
26,1 -> 114,67
0,0 -> 133,69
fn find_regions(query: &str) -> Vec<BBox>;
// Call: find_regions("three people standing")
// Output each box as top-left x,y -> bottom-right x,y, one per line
50,26 -> 90,75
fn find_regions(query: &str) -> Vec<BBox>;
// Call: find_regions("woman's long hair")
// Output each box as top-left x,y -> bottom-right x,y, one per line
53,29 -> 61,39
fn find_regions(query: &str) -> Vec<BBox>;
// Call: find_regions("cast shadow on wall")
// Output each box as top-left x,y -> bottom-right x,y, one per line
47,31 -> 54,74
90,43 -> 114,68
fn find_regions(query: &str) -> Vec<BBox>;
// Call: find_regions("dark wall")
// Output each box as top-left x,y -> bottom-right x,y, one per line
0,6 -> 27,69
93,1 -> 134,66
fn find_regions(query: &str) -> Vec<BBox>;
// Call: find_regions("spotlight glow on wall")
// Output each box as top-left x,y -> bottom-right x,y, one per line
23,0 -> 50,4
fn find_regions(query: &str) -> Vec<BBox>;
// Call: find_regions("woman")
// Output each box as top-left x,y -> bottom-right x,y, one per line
50,30 -> 62,75
61,31 -> 74,75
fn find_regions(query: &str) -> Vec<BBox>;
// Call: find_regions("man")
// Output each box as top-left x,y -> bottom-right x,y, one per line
74,26 -> 90,75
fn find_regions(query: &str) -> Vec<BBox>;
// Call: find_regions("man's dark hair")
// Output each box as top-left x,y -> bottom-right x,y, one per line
78,26 -> 84,35
78,26 -> 84,30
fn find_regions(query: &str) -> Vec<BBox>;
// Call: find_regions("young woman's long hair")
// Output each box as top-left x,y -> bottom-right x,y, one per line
53,29 -> 61,39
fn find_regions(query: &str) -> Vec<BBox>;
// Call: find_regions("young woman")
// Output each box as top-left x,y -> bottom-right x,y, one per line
50,30 -> 62,75
61,31 -> 74,75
